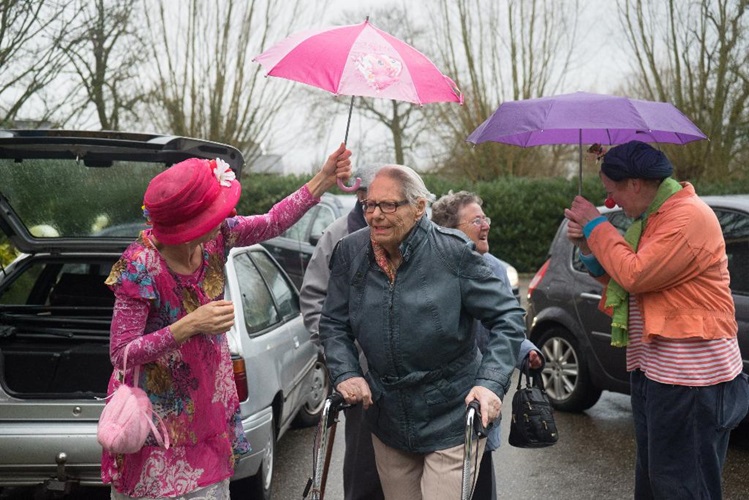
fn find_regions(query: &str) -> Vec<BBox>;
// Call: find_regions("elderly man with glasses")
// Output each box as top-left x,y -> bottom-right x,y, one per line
320,165 -> 526,499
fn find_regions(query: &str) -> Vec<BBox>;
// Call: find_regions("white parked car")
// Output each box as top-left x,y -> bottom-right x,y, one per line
0,130 -> 327,499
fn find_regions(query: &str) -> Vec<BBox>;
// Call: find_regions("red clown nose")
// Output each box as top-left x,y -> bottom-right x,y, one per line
604,197 -> 616,209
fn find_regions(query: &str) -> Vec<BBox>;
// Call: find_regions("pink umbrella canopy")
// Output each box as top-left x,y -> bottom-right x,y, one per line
466,91 -> 707,194
254,19 -> 462,191
255,19 -> 463,105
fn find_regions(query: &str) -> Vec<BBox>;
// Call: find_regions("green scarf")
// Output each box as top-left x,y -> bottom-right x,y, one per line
605,177 -> 682,347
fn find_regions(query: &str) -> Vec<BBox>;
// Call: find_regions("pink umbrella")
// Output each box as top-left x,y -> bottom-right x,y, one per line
254,18 -> 463,191
466,91 -> 707,194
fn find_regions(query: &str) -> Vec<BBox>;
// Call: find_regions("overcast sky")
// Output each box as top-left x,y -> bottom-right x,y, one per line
272,0 -> 627,174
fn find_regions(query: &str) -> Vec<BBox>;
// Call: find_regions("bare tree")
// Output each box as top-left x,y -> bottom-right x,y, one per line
427,0 -> 581,180
58,0 -> 145,130
0,0 -> 69,126
617,0 -> 749,181
142,0 -> 313,166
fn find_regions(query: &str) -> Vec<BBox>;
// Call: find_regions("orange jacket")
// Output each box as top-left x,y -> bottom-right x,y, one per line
589,183 -> 737,342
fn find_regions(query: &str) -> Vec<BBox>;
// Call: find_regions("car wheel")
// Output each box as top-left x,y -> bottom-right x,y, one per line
537,326 -> 602,412
231,415 -> 275,500
293,357 -> 330,427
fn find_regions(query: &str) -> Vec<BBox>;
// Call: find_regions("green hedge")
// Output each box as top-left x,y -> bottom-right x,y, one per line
239,174 -> 749,274
4,173 -> 748,272
423,175 -> 607,273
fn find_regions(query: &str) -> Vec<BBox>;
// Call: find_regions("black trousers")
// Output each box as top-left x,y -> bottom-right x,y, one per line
343,404 -> 385,500
631,370 -> 749,499
471,449 -> 497,500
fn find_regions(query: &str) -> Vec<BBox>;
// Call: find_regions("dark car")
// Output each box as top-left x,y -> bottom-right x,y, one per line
0,130 -> 326,499
526,195 -> 749,412
260,193 -> 357,288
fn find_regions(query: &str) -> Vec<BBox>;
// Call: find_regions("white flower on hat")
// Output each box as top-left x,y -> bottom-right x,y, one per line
212,158 -> 236,187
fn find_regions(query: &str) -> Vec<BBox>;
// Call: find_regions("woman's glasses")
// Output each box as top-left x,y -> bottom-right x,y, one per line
361,200 -> 409,214
460,216 -> 491,227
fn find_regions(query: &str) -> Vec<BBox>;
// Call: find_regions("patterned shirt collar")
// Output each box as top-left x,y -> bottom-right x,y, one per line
371,240 -> 397,283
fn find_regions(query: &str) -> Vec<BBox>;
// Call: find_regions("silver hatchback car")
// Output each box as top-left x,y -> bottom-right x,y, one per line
0,130 -> 327,499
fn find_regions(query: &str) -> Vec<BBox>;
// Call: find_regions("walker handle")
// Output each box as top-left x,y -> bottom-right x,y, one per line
467,400 -> 491,438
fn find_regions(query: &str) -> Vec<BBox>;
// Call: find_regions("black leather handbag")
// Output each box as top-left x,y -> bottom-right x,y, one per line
508,360 -> 559,448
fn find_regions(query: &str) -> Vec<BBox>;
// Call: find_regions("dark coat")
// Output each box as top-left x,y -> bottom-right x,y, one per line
320,216 -> 526,453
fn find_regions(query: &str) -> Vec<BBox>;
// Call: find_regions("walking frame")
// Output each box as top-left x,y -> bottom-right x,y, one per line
302,392 -> 349,500
302,394 -> 487,499
461,400 -> 489,500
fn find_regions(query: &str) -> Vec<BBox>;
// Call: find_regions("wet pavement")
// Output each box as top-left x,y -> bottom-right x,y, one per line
5,389 -> 746,499
270,276 -> 749,499
272,386 -> 749,500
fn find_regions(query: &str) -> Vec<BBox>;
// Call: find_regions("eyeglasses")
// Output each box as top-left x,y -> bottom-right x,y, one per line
459,216 -> 491,227
362,199 -> 409,214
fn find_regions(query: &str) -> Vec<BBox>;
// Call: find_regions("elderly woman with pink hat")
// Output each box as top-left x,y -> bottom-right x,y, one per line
101,144 -> 352,499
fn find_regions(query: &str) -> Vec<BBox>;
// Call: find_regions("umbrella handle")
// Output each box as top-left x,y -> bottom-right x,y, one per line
337,95 -> 362,192
337,177 -> 362,192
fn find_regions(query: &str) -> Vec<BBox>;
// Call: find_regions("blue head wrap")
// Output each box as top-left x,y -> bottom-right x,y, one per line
600,141 -> 673,181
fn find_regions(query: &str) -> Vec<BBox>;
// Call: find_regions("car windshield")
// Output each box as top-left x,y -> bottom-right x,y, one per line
0,158 -> 161,238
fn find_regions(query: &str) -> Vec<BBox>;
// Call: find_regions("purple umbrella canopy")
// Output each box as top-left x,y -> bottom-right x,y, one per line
466,91 -> 707,194
466,91 -> 707,146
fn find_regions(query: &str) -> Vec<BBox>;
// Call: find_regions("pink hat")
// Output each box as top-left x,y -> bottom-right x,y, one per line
143,157 -> 241,245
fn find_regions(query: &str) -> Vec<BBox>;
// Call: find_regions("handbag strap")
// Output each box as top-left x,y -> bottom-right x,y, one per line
516,358 -> 546,391
122,343 -> 140,387
144,408 -> 171,449
122,343 -> 171,450
532,366 -> 546,391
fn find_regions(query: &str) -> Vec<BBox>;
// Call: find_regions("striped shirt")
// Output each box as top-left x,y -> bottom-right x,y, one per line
626,296 -> 743,386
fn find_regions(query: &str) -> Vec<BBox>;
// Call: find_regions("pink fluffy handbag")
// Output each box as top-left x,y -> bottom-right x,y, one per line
97,345 -> 170,454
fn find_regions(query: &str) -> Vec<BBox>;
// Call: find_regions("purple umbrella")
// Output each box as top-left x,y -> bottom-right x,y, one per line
466,91 -> 707,193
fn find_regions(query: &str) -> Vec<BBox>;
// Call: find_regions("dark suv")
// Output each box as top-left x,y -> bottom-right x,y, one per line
526,195 -> 749,412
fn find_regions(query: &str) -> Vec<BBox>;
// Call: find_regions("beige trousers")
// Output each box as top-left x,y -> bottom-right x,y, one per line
371,434 -> 486,500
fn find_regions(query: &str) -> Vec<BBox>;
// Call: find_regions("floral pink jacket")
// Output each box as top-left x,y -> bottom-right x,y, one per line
102,186 -> 317,498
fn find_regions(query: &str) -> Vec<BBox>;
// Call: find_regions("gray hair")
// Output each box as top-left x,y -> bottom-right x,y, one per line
373,164 -> 435,205
431,190 -> 483,229
356,163 -> 380,190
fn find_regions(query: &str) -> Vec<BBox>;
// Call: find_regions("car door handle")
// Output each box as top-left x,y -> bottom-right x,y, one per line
293,336 -> 300,348
580,292 -> 602,300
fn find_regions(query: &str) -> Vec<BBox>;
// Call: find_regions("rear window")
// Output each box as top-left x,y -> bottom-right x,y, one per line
233,253 -> 279,335
0,158 -> 161,239
253,250 -> 299,319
